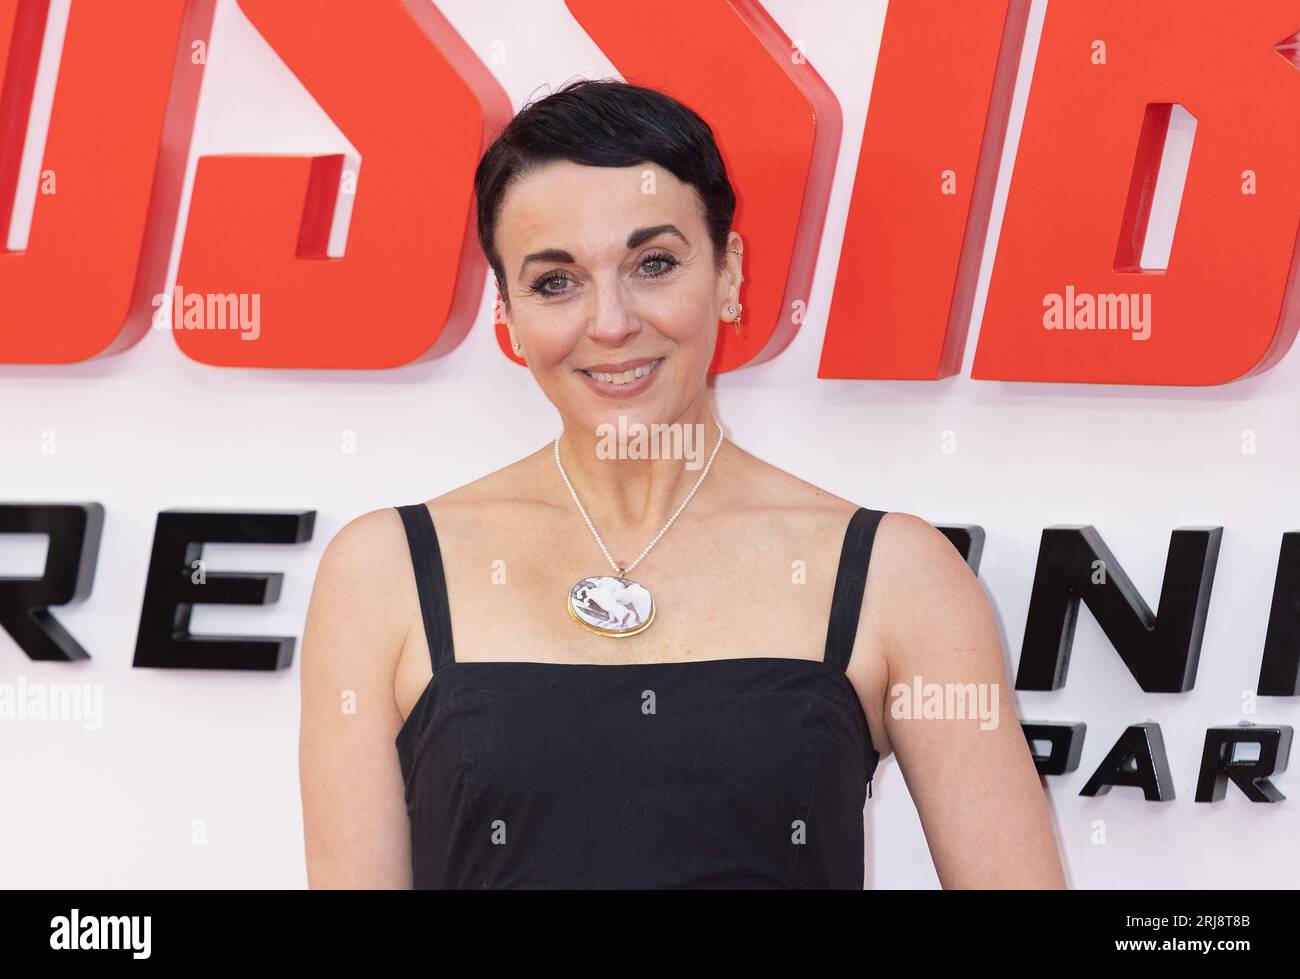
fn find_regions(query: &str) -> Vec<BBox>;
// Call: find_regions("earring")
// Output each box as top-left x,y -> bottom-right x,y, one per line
726,243 -> 744,335
727,246 -> 744,282
512,339 -> 521,352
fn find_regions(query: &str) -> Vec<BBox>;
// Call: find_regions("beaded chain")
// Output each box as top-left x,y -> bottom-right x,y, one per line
553,413 -> 726,577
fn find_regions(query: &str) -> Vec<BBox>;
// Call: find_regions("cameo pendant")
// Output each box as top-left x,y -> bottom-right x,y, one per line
567,573 -> 655,637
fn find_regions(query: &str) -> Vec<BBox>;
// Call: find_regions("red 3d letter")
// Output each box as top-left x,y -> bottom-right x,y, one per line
973,0 -> 1300,384
0,0 -> 210,363
173,0 -> 510,368
819,0 -> 1030,379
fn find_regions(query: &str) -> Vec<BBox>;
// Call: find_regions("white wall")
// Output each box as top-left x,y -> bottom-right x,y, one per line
1,0 -> 1295,888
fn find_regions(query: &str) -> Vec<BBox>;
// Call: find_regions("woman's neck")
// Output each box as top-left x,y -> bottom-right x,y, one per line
549,403 -> 726,557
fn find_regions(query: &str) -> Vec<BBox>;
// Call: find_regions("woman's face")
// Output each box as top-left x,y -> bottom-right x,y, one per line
495,160 -> 739,433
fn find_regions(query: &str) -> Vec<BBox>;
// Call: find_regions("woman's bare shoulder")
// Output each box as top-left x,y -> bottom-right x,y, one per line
415,446 -> 557,534
865,508 -> 997,673
728,444 -> 975,605
723,442 -> 870,537
309,505 -> 416,630
301,452 -> 555,694
314,461 -> 544,587
869,510 -> 974,593
312,458 -> 538,596
730,443 -> 947,542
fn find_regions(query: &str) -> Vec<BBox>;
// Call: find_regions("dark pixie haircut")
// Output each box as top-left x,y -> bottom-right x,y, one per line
474,78 -> 737,310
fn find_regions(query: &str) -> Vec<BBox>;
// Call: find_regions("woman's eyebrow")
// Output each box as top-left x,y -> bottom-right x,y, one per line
626,224 -> 688,249
519,248 -> 574,278
518,225 -> 689,279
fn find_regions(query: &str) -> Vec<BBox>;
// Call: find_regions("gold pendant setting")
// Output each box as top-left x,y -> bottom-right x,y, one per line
568,574 -> 655,637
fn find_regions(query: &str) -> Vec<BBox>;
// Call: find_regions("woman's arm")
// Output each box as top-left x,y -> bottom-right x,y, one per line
875,513 -> 1068,888
299,508 -> 416,888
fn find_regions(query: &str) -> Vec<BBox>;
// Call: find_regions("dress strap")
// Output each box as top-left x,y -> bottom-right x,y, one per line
823,507 -> 887,672
395,503 -> 456,673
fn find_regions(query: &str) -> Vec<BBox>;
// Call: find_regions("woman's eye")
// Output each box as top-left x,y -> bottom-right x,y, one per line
639,253 -> 679,278
530,273 -> 571,297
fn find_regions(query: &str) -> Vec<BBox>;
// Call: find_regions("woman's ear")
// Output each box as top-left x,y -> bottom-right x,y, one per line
726,231 -> 744,295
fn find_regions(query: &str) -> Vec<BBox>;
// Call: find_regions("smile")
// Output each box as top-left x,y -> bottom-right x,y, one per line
581,357 -> 663,385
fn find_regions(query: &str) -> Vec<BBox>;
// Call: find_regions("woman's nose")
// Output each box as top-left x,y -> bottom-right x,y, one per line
585,283 -> 642,343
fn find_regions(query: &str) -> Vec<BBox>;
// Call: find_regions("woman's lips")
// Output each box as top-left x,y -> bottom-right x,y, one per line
576,356 -> 664,398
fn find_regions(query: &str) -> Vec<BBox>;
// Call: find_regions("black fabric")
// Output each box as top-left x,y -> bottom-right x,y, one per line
824,507 -> 887,671
393,503 -> 886,889
396,503 -> 455,673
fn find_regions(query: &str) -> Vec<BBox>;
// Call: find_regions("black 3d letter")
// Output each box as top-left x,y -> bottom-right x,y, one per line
1022,721 -> 1086,776
935,524 -> 985,574
0,503 -> 104,661
1195,725 -> 1292,803
1080,722 -> 1174,801
1016,525 -> 1221,692
133,509 -> 315,670
1258,532 -> 1300,696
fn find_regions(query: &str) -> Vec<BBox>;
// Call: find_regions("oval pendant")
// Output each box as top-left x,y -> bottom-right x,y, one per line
568,575 -> 655,637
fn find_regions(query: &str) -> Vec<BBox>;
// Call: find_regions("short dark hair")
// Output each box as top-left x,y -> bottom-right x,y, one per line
473,78 -> 737,310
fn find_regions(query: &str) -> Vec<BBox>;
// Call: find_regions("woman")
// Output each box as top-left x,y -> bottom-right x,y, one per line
299,79 -> 1066,889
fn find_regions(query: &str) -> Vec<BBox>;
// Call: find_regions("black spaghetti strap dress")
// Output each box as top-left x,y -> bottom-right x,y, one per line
393,503 -> 885,889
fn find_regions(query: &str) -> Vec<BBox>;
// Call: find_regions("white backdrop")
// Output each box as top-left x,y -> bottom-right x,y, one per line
1,0 -> 1296,888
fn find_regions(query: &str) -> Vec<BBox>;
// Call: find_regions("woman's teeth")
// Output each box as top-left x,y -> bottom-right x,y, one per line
583,358 -> 662,385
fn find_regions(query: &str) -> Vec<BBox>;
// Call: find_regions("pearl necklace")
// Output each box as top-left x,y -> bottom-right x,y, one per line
554,412 -> 726,637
